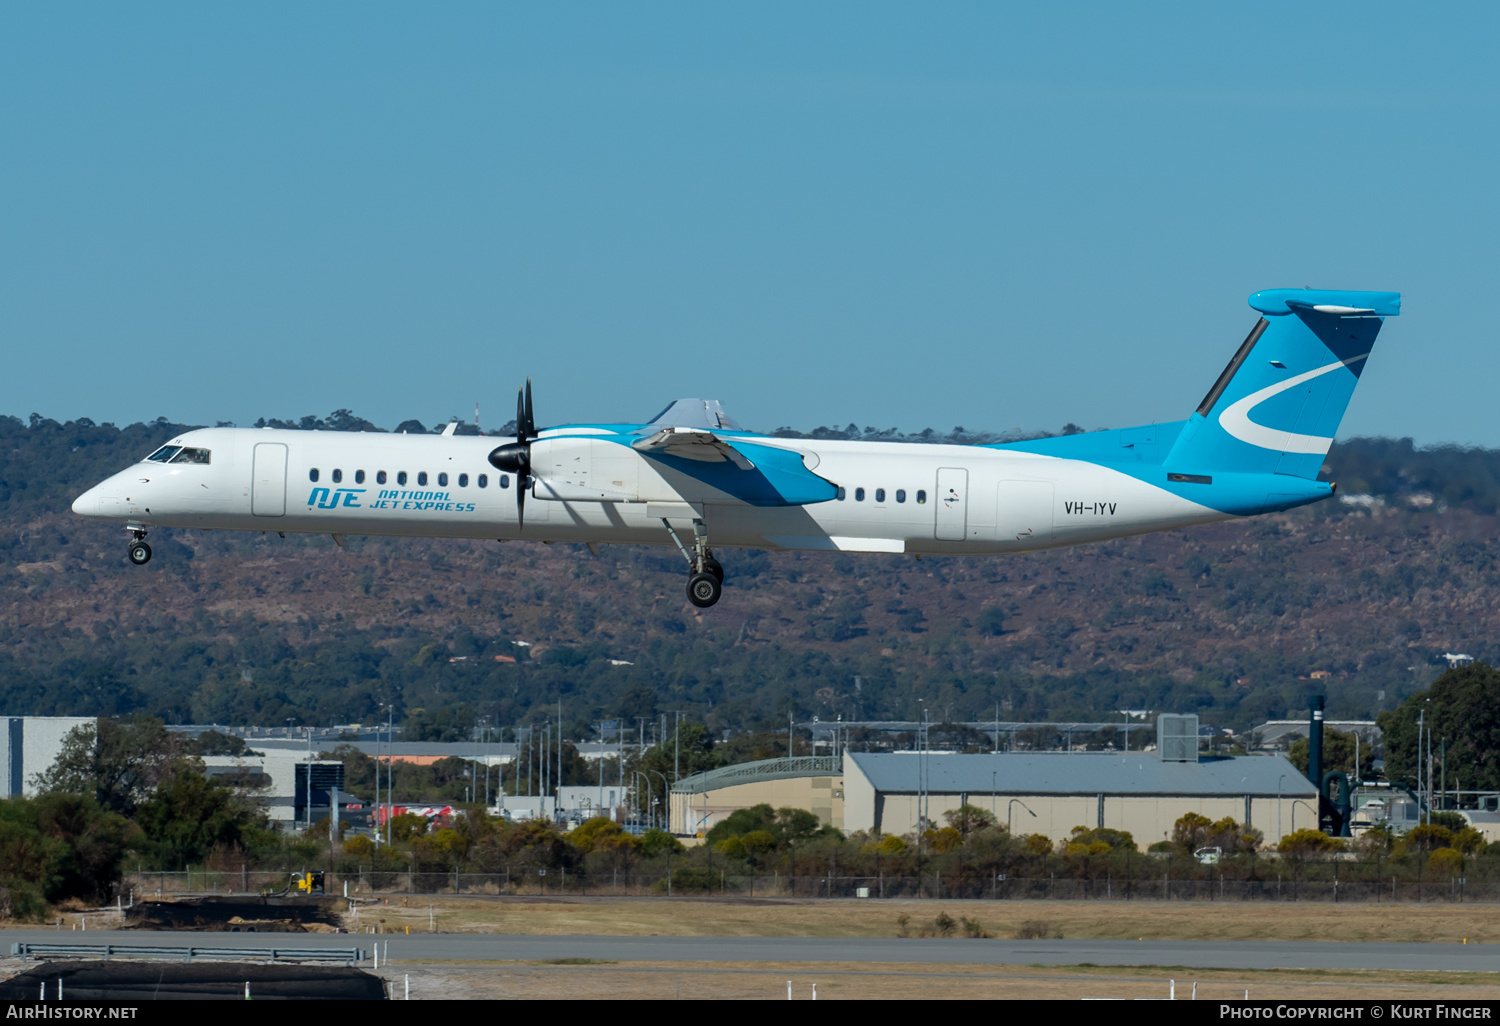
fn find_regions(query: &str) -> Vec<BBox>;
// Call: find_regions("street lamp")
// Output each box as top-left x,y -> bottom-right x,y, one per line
633,772 -> 652,831
648,770 -> 671,834
1292,799 -> 1317,833
1008,798 -> 1036,835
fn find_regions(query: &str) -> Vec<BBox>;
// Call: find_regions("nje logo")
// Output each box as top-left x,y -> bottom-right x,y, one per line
307,487 -> 365,509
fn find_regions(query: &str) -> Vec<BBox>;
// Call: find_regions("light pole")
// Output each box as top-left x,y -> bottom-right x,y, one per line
649,770 -> 670,833
1008,798 -> 1035,835
633,772 -> 652,831
1277,774 -> 1286,843
1292,799 -> 1317,833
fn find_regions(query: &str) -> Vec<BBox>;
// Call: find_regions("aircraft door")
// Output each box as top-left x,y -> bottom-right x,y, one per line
252,443 -> 288,517
934,467 -> 968,541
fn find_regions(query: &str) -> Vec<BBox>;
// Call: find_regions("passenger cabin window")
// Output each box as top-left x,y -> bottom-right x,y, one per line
836,487 -> 846,500
332,469 -> 343,483
309,469 -> 320,483
438,473 -> 448,487
500,475 -> 510,489
916,490 -> 927,504
377,471 -> 387,484
355,470 -> 366,484
168,447 -> 211,464
458,474 -> 468,487
875,488 -> 886,503
855,488 -> 866,501
418,472 -> 429,486
896,489 -> 906,503
146,446 -> 181,463
478,474 -> 488,488
398,471 -> 408,486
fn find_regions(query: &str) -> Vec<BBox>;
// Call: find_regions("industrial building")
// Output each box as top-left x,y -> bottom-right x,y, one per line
669,756 -> 844,835
0,716 -> 95,797
843,749 -> 1316,846
669,716 -> 1319,847
200,754 -> 347,832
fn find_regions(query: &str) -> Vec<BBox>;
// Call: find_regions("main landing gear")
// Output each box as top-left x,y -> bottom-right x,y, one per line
662,517 -> 724,608
127,529 -> 152,566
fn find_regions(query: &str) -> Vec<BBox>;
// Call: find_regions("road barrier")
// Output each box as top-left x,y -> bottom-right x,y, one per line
10,943 -> 366,965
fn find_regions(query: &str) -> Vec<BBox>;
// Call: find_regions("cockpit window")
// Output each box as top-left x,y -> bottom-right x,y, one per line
146,446 -> 182,463
168,447 -> 211,465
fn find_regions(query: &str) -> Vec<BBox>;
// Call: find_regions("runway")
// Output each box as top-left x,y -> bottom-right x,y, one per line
4,930 -> 1496,973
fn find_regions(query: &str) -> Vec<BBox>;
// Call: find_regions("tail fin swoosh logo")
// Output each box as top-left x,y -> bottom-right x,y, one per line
1218,353 -> 1370,455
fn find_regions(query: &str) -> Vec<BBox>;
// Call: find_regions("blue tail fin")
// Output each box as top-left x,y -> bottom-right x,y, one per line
1165,289 -> 1400,480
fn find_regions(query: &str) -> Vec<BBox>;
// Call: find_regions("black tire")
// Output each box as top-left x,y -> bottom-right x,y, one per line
686,571 -> 722,608
128,542 -> 152,565
702,556 -> 724,582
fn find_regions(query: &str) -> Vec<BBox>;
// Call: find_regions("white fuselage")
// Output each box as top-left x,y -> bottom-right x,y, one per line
73,426 -> 1234,557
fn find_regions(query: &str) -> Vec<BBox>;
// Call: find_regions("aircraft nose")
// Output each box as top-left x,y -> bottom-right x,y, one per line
71,487 -> 98,516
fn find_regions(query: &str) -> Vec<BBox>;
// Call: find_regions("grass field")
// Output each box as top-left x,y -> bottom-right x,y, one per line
348,895 -> 1500,945
377,961 -> 1500,1001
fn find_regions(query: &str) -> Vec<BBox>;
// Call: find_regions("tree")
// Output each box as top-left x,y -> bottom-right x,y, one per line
0,793 -> 133,917
1170,812 -> 1214,854
1397,824 -> 1453,855
1377,663 -> 1500,790
1067,826 -> 1137,853
132,768 -> 269,870
1277,829 -> 1342,857
1428,847 -> 1465,877
1288,729 -> 1376,780
922,826 -> 963,853
944,804 -> 997,837
33,718 -> 188,816
569,816 -> 639,856
389,812 -> 428,842
636,721 -> 725,782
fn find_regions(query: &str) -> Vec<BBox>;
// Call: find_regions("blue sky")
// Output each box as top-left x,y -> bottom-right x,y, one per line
3,4 -> 1498,444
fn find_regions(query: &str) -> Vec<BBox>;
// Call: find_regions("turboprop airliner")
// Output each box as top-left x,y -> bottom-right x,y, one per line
72,288 -> 1399,608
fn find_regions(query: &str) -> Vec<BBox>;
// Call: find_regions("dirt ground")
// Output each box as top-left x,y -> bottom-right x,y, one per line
342,895 -> 1500,945
373,960 -> 1500,1001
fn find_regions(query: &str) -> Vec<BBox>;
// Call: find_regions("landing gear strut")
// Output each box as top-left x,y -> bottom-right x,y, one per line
127,529 -> 152,566
662,517 -> 723,608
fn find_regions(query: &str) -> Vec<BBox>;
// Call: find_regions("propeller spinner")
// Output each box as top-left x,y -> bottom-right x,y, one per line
487,379 -> 536,527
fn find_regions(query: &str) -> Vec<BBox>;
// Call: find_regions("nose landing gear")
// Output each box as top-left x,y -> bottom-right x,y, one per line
127,530 -> 152,565
661,517 -> 724,608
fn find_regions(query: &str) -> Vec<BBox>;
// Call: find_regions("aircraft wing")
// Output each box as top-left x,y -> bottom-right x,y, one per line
631,427 -> 757,470
630,428 -> 837,506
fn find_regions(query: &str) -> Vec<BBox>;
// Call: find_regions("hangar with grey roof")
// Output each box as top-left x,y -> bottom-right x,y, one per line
843,747 -> 1316,847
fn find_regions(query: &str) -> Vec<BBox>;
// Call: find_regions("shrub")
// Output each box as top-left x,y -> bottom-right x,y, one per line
934,912 -> 956,937
1013,920 -> 1061,940
1429,847 -> 1465,877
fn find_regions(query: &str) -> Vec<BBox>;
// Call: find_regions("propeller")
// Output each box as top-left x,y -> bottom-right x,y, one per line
487,378 -> 536,528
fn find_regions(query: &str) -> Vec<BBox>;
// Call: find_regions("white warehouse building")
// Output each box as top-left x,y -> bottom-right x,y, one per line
1,716 -> 96,797
843,750 -> 1318,847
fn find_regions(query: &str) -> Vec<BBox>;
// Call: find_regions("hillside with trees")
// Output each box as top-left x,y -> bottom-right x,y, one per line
5,411 -> 1500,739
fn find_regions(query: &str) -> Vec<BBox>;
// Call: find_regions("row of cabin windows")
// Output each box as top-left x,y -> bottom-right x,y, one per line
308,468 -> 510,489
835,487 -> 926,505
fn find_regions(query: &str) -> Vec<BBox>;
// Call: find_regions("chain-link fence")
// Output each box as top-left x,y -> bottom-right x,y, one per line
122,869 -> 1498,903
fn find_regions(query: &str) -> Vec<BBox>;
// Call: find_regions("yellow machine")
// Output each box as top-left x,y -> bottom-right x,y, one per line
291,871 -> 325,895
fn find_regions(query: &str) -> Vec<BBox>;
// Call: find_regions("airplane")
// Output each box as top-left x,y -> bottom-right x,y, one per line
72,288 -> 1399,609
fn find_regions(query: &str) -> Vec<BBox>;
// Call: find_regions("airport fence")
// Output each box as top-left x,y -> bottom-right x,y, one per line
122,869 -> 1500,903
